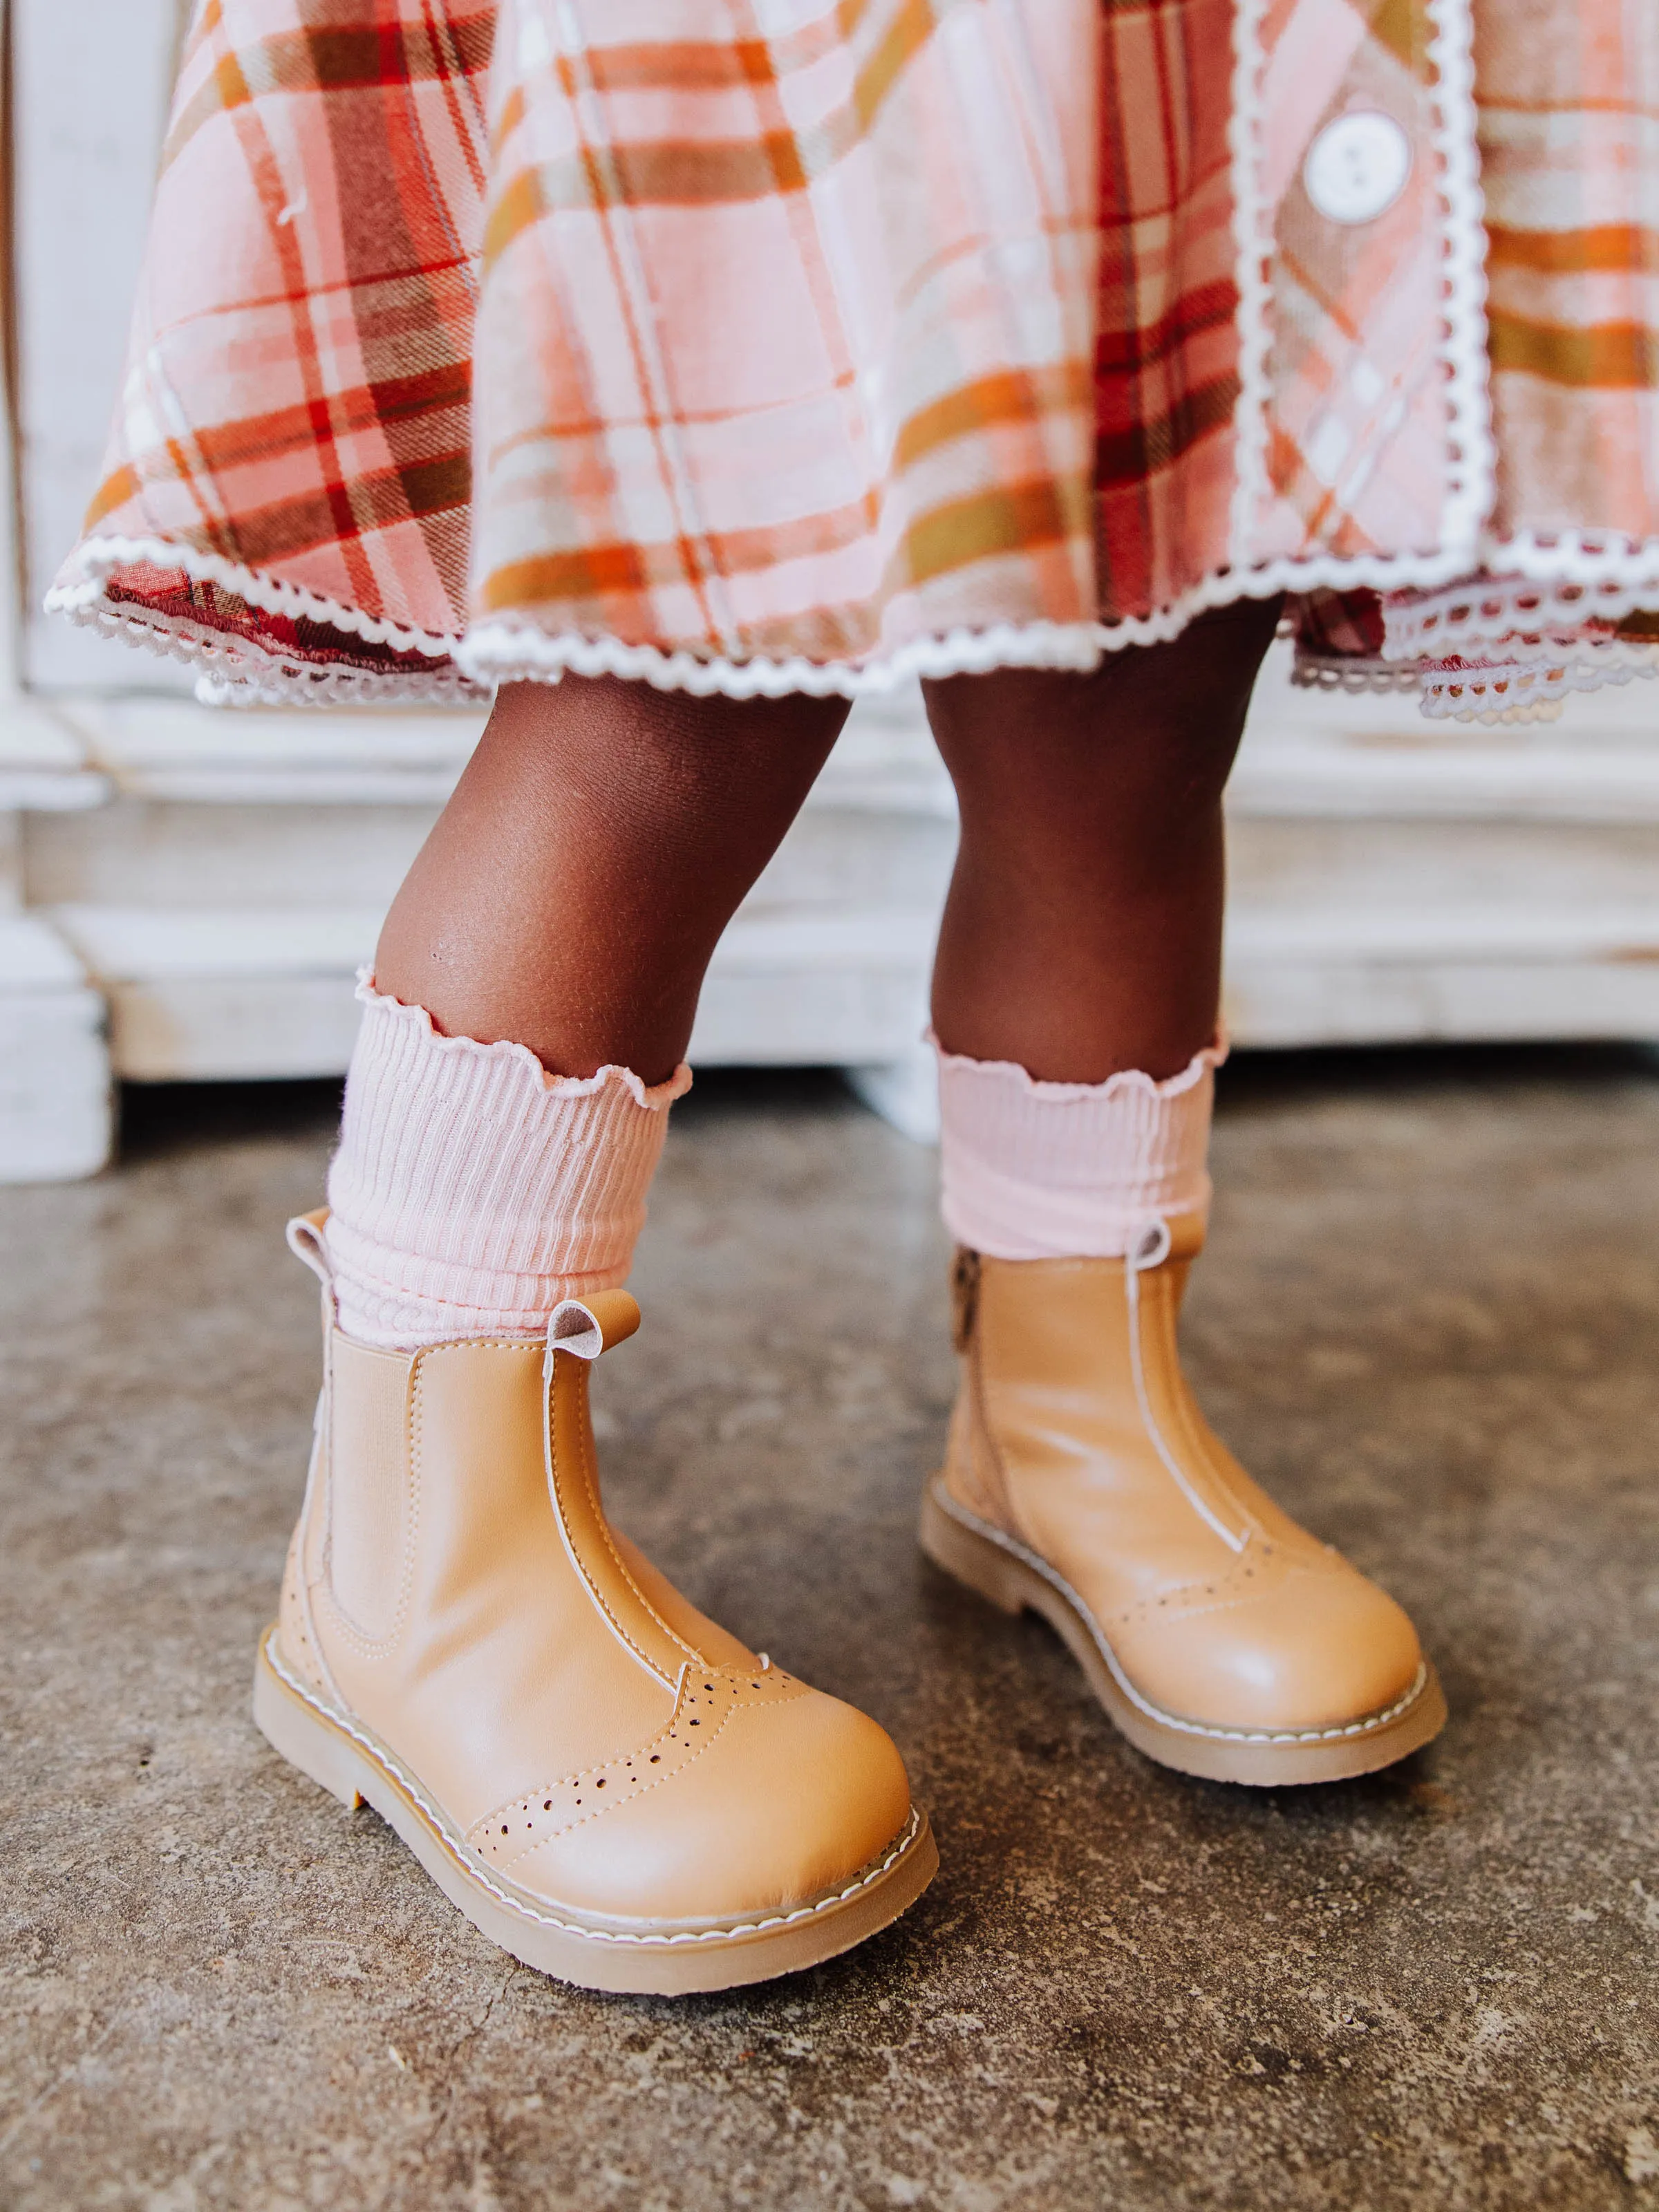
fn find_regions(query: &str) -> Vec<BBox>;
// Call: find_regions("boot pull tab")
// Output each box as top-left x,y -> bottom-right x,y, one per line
1126,1217 -> 1172,1275
950,1248 -> 982,1353
286,1208 -> 332,1286
545,1290 -> 641,1378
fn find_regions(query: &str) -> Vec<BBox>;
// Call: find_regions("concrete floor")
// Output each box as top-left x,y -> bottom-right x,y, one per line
2,1050 -> 1658,2211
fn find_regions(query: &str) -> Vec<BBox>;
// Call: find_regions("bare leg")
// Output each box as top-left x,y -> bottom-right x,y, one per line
375,677 -> 849,1082
924,599 -> 1282,1082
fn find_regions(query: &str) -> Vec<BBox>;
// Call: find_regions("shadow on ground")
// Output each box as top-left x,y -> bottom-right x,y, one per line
3,1049 -> 1657,2210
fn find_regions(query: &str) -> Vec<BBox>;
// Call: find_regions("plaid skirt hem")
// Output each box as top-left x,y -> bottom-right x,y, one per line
50,525 -> 1659,714
48,0 -> 1659,722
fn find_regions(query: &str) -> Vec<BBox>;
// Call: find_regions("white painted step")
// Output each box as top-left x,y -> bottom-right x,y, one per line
0,913 -> 112,1179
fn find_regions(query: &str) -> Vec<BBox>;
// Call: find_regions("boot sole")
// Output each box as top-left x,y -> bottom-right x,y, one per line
253,1628 -> 937,1994
920,1477 -> 1447,1786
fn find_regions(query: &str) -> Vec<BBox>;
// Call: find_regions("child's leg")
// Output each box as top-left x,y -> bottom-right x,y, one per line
925,599 -> 1277,1083
377,675 -> 847,1082
265,675 -> 934,1996
326,677 -> 848,1345
919,606 -> 1445,1785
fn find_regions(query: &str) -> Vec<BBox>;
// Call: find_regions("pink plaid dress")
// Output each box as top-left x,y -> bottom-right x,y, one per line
48,0 -> 1659,722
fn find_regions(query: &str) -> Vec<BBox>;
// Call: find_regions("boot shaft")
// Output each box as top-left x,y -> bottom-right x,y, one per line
281,1277 -> 704,1817
945,1226 -> 1332,1571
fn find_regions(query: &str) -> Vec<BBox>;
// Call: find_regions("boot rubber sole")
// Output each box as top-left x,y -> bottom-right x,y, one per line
920,1476 -> 1447,1787
253,1628 -> 937,1994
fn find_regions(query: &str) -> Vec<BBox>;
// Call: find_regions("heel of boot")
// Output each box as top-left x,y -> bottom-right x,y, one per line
253,1631 -> 366,1810
919,1480 -> 1027,1616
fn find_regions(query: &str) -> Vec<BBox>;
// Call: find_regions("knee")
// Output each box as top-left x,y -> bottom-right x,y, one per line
927,599 -> 1279,857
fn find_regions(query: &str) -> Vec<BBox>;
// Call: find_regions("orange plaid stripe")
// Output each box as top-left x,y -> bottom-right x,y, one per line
51,0 -> 1659,700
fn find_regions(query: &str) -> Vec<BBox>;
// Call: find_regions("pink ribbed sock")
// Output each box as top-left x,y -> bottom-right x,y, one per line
933,1033 -> 1226,1259
323,977 -> 690,1347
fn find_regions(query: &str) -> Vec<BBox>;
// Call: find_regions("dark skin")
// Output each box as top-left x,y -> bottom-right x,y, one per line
924,597 -> 1282,1082
375,599 -> 1284,1088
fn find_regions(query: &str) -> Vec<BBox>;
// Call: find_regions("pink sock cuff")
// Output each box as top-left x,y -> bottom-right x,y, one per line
354,971 -> 692,1110
932,1032 -> 1225,1262
324,980 -> 688,1347
930,1031 -> 1226,1105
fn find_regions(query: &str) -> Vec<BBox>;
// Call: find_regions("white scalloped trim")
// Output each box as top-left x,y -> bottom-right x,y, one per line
453,565 -> 1458,698
48,532 -> 460,657
50,586 -> 483,707
459,576 -> 1409,695
52,550 -> 1273,702
928,1027 -> 1228,1101
54,541 -> 1278,701
1421,688 -> 1567,724
454,614 -> 1112,697
1224,0 -> 1496,592
1482,529 -> 1659,591
194,666 -> 480,707
357,971 -> 692,1108
1290,655 -> 1421,694
1385,570 -> 1659,659
53,529 -> 1659,711
1421,0 -> 1497,556
1224,0 -> 1279,573
1419,643 -> 1659,721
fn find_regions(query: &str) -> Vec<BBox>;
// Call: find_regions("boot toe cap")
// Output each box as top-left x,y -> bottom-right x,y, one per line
514,1683 -> 916,1925
1121,1563 -> 1427,1737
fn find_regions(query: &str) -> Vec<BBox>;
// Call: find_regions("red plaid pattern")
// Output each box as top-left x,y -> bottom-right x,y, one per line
47,0 -> 1659,708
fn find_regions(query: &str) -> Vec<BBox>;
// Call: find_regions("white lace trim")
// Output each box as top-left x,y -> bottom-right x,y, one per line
1224,0 -> 1284,574
50,514 -> 1659,712
57,551 -> 1659,709
1290,655 -> 1421,694
1225,0 -> 1496,594
51,538 -> 1254,702
458,574 -> 1441,695
195,666 -> 480,707
1482,529 -> 1659,591
456,565 -> 1468,697
1419,682 -> 1568,724
1385,568 -> 1659,658
1419,641 -> 1659,718
45,592 -> 480,704
48,533 -> 460,658
455,615 -> 1112,697
48,547 -> 1282,702
1422,0 -> 1497,557
1430,698 -> 1568,724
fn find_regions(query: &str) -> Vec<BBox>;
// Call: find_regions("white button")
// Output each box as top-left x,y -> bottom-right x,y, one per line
1302,112 -> 1412,225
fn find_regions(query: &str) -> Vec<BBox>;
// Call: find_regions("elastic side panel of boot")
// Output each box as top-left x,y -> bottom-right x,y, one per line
326,1335 -> 415,1644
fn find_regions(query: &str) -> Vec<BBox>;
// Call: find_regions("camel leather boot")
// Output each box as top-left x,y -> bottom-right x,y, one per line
920,1216 -> 1445,1784
255,1213 -> 935,1994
